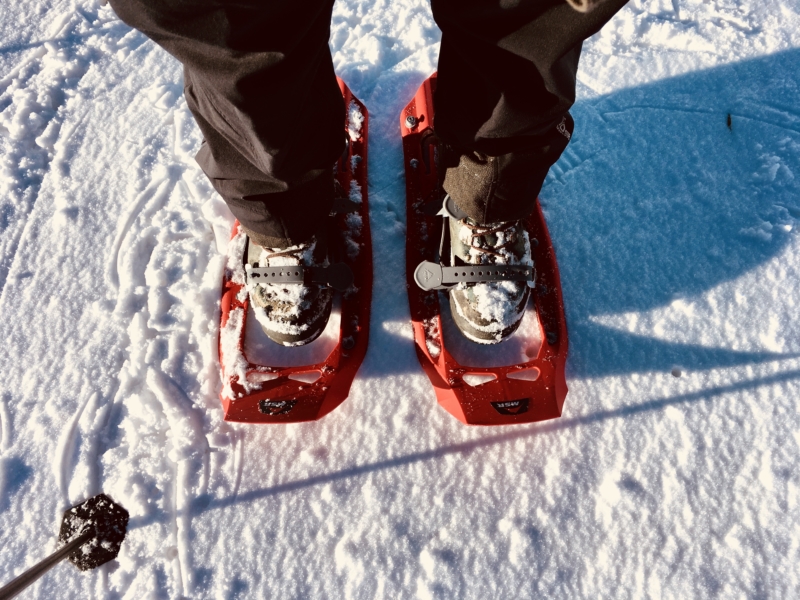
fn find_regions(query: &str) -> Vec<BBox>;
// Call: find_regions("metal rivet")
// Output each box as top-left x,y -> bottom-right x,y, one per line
405,115 -> 418,129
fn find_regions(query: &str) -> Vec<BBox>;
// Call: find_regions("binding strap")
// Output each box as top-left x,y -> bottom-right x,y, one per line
413,261 -> 534,291
246,263 -> 353,292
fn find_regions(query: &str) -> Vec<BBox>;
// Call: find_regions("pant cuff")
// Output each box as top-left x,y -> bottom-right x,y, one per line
220,169 -> 335,248
441,114 -> 574,225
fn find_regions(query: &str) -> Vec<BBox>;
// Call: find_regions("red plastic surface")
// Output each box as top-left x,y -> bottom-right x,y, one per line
402,74 -> 569,425
218,78 -> 372,423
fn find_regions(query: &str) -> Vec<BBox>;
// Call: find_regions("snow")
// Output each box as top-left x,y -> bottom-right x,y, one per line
1,0 -> 800,598
347,101 -> 365,142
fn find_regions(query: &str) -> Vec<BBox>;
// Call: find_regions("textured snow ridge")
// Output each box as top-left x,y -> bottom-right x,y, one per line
2,0 -> 800,598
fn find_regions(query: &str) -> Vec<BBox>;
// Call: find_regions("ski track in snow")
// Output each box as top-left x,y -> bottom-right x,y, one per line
52,390 -> 93,502
2,0 -> 800,597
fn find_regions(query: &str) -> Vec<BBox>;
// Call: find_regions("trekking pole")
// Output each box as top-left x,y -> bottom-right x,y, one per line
0,494 -> 128,600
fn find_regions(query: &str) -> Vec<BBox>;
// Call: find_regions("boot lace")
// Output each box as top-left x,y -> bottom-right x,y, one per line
257,239 -> 316,266
460,219 -> 519,260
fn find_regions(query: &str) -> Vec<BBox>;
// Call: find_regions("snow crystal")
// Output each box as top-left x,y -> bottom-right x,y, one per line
226,228 -> 248,288
422,316 -> 441,359
347,100 -> 364,141
350,154 -> 362,175
343,212 -> 363,261
349,178 -> 362,203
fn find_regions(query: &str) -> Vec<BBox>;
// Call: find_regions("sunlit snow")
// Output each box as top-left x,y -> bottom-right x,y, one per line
1,0 -> 800,598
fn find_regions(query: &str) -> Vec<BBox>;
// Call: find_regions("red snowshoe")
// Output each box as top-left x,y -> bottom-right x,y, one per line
218,78 -> 371,423
402,74 -> 569,425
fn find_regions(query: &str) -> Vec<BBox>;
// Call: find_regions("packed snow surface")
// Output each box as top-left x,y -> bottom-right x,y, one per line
2,0 -> 800,598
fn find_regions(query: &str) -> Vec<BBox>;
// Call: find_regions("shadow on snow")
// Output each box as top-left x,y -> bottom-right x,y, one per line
122,366 -> 800,528
360,49 -> 800,380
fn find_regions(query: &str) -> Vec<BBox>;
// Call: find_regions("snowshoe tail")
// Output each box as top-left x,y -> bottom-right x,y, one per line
402,73 -> 569,425
218,78 -> 372,423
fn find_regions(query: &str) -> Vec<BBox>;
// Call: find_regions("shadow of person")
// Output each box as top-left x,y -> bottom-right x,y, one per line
147,365 -> 800,525
333,49 -> 800,381
540,49 -> 800,379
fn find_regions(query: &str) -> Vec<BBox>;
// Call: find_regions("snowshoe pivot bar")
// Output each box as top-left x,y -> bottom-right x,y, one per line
414,261 -> 534,291
246,263 -> 354,292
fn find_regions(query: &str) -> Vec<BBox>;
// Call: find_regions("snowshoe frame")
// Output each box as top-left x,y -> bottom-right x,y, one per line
402,74 -> 569,425
218,78 -> 371,423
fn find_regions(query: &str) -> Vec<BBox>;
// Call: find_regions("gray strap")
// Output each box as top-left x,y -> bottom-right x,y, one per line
246,263 -> 353,292
414,260 -> 534,291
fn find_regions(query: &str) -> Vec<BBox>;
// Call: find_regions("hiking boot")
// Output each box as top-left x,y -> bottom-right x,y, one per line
246,232 -> 333,347
448,205 -> 534,344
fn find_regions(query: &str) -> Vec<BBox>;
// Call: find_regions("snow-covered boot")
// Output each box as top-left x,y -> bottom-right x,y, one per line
246,232 -> 333,347
447,200 -> 534,344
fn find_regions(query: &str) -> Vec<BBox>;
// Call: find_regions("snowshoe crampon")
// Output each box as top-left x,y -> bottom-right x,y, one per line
218,78 -> 371,423
402,74 -> 568,425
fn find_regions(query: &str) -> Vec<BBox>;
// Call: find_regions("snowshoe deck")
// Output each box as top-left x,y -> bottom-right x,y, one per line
218,78 -> 371,423
401,74 -> 569,425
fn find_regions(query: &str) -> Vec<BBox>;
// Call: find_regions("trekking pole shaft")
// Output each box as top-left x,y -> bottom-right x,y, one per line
0,531 -> 93,600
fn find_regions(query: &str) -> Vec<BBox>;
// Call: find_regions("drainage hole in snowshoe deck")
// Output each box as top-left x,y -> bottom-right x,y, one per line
506,367 -> 540,382
462,373 -> 497,386
288,371 -> 322,384
247,372 -> 280,384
